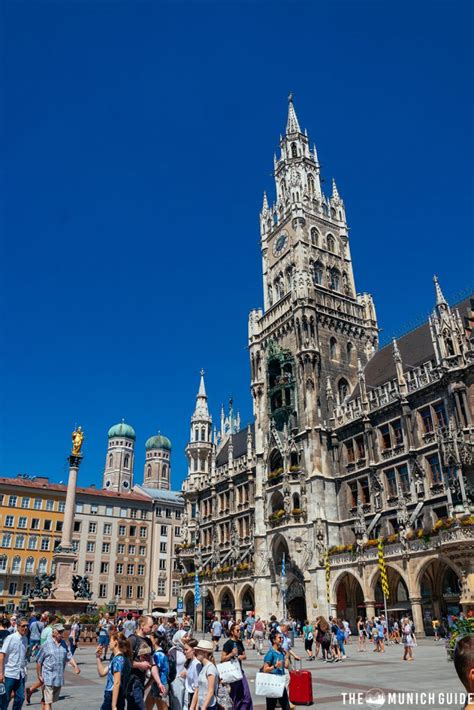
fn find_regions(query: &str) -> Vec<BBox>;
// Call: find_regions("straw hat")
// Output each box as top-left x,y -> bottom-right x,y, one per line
196,640 -> 214,653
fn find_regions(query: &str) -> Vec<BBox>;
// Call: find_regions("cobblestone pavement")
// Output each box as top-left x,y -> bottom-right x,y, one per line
22,637 -> 465,710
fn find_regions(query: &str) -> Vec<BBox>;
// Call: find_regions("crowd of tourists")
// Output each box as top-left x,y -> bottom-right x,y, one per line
0,608 -> 471,710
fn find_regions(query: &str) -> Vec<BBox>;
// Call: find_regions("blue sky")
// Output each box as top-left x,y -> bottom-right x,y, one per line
1,1 -> 473,490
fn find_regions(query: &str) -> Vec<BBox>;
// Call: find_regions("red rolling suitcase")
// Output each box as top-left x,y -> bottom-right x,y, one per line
289,660 -> 314,705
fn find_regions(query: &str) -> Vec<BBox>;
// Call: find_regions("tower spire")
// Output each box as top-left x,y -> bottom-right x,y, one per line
193,369 -> 209,417
331,178 -> 341,203
433,275 -> 447,308
286,92 -> 301,134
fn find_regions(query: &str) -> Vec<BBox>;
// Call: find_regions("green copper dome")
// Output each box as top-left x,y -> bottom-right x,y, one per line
145,433 -> 172,451
108,421 -> 136,440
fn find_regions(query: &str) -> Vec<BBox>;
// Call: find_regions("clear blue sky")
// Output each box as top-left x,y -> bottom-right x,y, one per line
1,1 -> 473,490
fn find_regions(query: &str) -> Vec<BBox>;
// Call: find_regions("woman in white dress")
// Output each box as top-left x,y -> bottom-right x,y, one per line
402,617 -> 416,661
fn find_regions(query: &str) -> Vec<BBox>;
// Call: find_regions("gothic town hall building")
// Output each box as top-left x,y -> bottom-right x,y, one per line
178,98 -> 474,635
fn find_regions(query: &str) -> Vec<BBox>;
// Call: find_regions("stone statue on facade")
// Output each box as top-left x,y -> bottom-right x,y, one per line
30,572 -> 56,600
369,469 -> 383,511
211,526 -> 220,568
313,519 -> 326,567
255,540 -> 270,575
230,518 -> 240,565
71,426 -> 84,456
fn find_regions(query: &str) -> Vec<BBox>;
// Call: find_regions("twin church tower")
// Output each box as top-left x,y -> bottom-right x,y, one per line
102,421 -> 172,492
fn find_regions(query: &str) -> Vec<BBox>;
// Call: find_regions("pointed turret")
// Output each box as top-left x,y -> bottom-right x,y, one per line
331,178 -> 341,203
193,369 -> 209,418
247,424 -> 253,459
262,191 -> 269,214
186,370 -> 213,480
286,93 -> 301,134
434,275 -> 448,309
392,339 -> 407,395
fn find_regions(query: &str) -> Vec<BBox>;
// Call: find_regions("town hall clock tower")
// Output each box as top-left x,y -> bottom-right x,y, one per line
249,96 -> 379,617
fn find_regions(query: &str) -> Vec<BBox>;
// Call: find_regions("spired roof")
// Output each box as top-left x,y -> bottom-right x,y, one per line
145,433 -> 172,451
108,421 -> 136,440
216,424 -> 254,468
352,295 -> 473,396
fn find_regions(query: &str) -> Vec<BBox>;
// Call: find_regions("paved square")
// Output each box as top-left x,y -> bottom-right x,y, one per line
22,636 -> 466,710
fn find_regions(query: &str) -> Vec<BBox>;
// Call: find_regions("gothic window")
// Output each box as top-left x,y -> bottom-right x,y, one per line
329,337 -> 337,360
109,453 -> 113,468
313,261 -> 323,286
322,203 -> 329,216
310,227 -> 318,246
330,268 -> 340,291
124,454 -> 130,469
338,378 -> 350,404
269,449 -> 283,476
291,142 -> 298,158
201,427 -> 206,441
308,174 -> 315,195
280,179 -> 287,197
268,284 -> 273,306
146,464 -> 151,478
286,265 -> 294,291
345,440 -> 355,463
326,234 -> 335,253
292,493 -> 301,510
346,342 -> 353,363
162,465 -> 167,480
331,207 -> 336,218
290,450 -> 299,468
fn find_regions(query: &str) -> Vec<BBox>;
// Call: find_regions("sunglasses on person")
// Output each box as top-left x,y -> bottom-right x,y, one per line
19,624 -> 28,628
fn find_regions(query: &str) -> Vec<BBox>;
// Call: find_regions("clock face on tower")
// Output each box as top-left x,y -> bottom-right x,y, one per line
274,232 -> 288,256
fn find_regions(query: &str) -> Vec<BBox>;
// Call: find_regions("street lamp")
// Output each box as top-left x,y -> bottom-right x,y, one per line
106,600 -> 117,616
201,584 -> 208,634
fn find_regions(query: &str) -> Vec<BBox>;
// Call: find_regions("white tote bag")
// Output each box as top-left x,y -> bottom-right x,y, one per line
255,671 -> 286,698
216,659 -> 243,683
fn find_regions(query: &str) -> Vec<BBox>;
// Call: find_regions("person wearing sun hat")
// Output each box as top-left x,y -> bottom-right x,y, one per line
36,623 -> 80,709
189,640 -> 218,710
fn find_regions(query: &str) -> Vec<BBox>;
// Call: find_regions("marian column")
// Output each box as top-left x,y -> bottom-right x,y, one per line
52,427 -> 84,601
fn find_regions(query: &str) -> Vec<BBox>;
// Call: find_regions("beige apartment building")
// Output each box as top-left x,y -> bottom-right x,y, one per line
0,422 -> 184,612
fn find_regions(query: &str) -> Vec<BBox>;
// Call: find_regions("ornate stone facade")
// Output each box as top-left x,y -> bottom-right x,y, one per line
179,98 -> 474,634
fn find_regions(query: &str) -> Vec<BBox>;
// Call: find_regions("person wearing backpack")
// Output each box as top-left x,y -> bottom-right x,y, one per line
127,615 -> 154,710
335,620 -> 347,660
302,620 -> 314,660
147,632 -> 170,710
96,631 -> 132,710
316,616 -> 332,662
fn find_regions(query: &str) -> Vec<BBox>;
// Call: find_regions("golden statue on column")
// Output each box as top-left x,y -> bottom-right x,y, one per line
71,426 -> 84,456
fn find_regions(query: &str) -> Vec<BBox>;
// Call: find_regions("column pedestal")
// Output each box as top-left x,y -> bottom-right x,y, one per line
52,550 -> 76,601
365,600 -> 376,620
410,597 -> 425,638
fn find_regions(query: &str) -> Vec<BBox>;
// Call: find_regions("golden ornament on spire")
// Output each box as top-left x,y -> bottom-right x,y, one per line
71,426 -> 84,455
